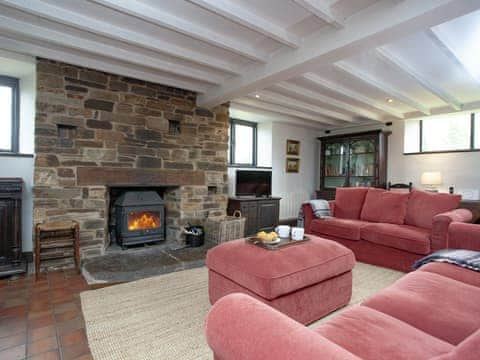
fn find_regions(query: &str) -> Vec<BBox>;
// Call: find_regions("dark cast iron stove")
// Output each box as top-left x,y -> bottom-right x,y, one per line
114,191 -> 165,249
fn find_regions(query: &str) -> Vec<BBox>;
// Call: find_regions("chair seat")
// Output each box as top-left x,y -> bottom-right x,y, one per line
315,305 -> 453,360
310,218 -> 369,241
361,223 -> 431,255
362,271 -> 480,345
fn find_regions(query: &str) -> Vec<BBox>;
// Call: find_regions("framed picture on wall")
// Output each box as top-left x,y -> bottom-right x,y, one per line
286,139 -> 300,155
286,158 -> 300,173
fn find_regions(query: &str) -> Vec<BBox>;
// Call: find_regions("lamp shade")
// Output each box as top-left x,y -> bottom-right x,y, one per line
421,171 -> 442,185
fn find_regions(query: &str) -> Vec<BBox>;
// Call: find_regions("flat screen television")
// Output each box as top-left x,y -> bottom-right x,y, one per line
236,170 -> 272,197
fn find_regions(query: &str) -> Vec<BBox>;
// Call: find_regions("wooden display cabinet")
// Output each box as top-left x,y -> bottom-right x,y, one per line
317,130 -> 390,200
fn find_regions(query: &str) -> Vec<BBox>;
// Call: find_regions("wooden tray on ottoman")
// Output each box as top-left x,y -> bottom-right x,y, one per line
245,236 -> 310,250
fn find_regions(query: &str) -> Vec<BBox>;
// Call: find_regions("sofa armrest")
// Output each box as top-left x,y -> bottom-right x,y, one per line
431,209 -> 473,250
302,200 -> 336,233
448,222 -> 480,251
302,203 -> 314,233
205,293 -> 359,360
329,200 -> 336,215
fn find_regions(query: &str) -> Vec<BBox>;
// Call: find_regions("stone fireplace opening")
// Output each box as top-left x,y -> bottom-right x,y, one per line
109,187 -> 167,249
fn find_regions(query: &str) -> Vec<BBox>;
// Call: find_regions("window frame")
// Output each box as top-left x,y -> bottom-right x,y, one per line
404,112 -> 480,155
228,118 -> 258,167
0,75 -> 20,153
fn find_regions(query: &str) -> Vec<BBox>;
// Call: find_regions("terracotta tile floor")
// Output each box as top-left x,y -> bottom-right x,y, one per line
0,269 -> 101,360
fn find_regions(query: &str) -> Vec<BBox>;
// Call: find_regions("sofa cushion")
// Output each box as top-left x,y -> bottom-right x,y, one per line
206,236 -> 355,300
311,218 -> 369,241
405,190 -> 461,229
315,305 -> 453,360
360,188 -> 410,225
418,262 -> 480,288
361,223 -> 431,255
432,329 -> 480,360
362,271 -> 480,345
334,187 -> 369,220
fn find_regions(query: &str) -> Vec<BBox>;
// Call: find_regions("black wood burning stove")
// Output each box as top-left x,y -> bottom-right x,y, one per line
0,178 -> 27,277
114,191 -> 165,248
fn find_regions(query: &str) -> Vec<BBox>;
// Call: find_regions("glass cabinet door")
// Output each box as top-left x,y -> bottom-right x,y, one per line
323,141 -> 348,188
349,139 -> 376,187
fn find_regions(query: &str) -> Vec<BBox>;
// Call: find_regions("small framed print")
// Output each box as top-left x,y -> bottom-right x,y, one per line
286,158 -> 300,173
286,139 -> 300,155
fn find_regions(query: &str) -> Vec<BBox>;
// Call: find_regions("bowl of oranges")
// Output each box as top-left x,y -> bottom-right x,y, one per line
256,231 -> 280,244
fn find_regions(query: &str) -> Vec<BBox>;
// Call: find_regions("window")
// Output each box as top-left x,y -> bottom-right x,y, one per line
229,119 -> 257,166
404,112 -> 478,154
475,113 -> 480,149
0,76 -> 19,153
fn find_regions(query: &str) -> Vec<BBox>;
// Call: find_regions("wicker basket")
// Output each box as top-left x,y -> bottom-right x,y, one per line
205,210 -> 246,244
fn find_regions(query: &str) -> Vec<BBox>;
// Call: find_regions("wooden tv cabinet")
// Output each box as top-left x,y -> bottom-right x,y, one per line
227,197 -> 281,236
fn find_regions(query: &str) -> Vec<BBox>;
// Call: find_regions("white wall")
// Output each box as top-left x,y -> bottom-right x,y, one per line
388,118 -> 480,194
271,122 -> 322,219
0,51 -> 36,252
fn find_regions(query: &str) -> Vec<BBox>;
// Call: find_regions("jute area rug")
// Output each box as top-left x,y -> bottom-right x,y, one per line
81,262 -> 403,360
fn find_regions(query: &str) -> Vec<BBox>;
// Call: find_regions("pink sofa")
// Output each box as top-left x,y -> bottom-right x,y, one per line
205,222 -> 480,360
303,188 -> 472,272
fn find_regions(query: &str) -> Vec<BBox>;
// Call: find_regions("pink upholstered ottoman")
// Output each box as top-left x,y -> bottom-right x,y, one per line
206,235 -> 355,324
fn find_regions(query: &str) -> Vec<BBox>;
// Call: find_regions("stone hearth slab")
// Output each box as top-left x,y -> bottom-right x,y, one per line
81,242 -> 216,284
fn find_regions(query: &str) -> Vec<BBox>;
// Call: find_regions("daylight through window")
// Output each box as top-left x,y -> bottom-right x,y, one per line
228,119 -> 257,166
0,76 -> 19,153
404,112 -> 477,154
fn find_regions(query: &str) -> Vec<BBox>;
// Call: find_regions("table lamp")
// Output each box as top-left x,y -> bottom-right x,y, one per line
421,171 -> 442,192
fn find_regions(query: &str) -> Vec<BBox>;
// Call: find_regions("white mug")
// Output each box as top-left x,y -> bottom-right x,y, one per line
291,227 -> 304,241
275,225 -> 290,238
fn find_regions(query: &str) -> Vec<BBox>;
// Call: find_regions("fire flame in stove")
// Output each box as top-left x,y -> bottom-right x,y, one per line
128,212 -> 160,231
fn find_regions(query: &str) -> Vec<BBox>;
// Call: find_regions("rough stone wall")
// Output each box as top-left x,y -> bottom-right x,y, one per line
34,58 -> 229,259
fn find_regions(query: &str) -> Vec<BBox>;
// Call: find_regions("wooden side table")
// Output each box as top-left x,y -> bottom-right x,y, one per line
35,220 -> 80,279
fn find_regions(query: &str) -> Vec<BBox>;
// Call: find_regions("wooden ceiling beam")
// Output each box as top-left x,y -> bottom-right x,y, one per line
273,81 -> 382,121
0,35 -> 210,93
425,28 -> 480,87
0,0 -> 242,75
233,98 -> 343,126
230,102 -> 331,129
292,0 -> 344,29
303,73 -> 405,118
334,60 -> 431,115
375,47 -> 462,111
187,0 -> 301,48
91,0 -> 269,63
197,0 -> 480,107
252,90 -> 355,122
0,14 -> 225,85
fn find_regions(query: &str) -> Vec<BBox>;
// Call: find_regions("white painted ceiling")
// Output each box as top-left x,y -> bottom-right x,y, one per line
0,0 -> 479,129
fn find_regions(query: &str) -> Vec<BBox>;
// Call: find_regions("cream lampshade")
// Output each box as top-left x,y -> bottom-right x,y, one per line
421,171 -> 442,192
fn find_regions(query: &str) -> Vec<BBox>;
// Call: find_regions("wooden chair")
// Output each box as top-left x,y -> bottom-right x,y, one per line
35,220 -> 80,280
387,182 -> 413,192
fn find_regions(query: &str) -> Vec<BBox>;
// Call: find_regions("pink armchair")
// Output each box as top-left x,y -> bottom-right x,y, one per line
431,209 -> 473,250
448,222 -> 480,251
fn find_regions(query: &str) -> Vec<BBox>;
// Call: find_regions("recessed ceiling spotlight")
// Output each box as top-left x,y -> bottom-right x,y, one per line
386,98 -> 394,103
255,94 -> 260,98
